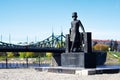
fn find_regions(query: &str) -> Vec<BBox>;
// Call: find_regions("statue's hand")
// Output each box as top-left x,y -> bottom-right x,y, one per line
83,32 -> 86,38
69,28 -> 72,34
82,33 -> 86,43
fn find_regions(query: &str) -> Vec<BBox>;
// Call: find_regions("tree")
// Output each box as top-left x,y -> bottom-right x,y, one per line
46,52 -> 52,58
113,40 -> 118,51
93,41 -> 98,46
26,52 -> 34,58
7,52 -> 14,58
93,44 -> 109,51
109,40 -> 114,51
19,52 -> 26,58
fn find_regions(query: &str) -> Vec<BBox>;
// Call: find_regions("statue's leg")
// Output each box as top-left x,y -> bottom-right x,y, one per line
70,41 -> 75,52
70,41 -> 73,52
76,41 -> 81,52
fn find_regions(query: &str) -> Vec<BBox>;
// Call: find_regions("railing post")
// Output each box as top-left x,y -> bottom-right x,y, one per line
26,57 -> 28,68
39,53 -> 40,67
6,53 -> 8,68
61,32 -> 63,47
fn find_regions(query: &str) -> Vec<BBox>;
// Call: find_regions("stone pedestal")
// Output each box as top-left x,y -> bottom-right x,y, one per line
83,32 -> 92,53
61,53 -> 96,68
53,53 -> 61,66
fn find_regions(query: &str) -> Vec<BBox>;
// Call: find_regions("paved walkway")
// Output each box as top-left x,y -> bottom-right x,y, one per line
0,69 -> 120,80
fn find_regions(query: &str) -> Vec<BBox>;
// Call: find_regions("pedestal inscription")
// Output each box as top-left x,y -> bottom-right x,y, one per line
61,53 -> 96,68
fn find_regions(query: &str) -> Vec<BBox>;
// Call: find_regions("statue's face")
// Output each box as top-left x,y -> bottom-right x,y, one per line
72,16 -> 77,20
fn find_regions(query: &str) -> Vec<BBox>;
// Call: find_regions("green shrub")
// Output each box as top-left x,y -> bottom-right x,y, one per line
7,52 -> 14,58
19,52 -> 36,58
19,52 -> 26,58
26,52 -> 34,58
46,52 -> 52,58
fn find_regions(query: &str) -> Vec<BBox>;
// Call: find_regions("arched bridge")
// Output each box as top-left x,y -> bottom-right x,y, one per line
0,33 -> 66,53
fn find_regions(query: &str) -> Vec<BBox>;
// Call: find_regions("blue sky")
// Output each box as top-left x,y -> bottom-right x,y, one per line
0,0 -> 120,44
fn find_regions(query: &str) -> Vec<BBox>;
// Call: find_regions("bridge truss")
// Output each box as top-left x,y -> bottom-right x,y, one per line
29,32 -> 65,48
0,33 -> 66,52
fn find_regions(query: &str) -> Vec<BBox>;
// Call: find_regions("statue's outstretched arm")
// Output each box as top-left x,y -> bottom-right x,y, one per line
79,20 -> 85,33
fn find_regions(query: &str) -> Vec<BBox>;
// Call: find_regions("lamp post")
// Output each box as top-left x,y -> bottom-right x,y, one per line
1,34 -> 2,41
6,53 -> 8,68
27,36 -> 28,44
9,34 -> 11,44
39,53 -> 40,67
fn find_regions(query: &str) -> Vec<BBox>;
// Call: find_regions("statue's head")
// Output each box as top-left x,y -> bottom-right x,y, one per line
72,12 -> 78,18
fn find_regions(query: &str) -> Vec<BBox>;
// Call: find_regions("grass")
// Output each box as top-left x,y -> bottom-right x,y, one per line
105,51 -> 120,65
112,52 -> 120,57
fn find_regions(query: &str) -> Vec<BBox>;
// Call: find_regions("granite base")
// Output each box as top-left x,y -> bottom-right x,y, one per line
61,52 -> 96,68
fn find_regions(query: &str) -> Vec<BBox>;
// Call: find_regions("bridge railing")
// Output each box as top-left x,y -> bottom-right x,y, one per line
0,55 -> 54,68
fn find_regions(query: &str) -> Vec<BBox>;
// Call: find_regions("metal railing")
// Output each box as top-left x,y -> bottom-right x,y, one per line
0,57 -> 53,68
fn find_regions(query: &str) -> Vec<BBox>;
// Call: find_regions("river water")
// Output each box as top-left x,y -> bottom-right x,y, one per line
0,63 -> 50,68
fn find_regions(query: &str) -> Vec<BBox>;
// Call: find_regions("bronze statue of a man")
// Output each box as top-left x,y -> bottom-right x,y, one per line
70,12 -> 85,52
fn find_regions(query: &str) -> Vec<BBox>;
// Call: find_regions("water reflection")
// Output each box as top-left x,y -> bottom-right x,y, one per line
0,63 -> 50,68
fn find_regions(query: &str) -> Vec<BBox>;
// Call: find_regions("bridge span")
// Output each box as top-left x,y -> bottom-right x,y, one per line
0,33 -> 66,53
0,47 -> 65,53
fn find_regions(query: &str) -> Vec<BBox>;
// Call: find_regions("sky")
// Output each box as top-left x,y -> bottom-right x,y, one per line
0,0 -> 120,44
